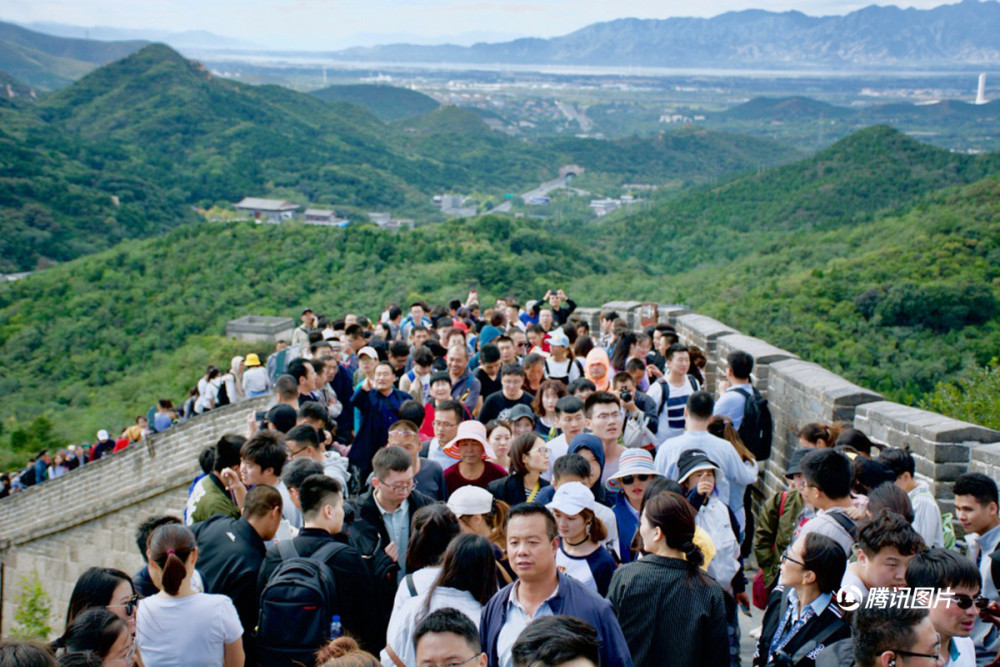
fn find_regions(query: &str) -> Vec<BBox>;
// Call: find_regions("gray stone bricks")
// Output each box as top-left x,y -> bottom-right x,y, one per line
0,397 -> 268,637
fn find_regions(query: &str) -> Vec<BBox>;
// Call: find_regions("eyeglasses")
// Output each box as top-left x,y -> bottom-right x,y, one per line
591,412 -> 619,422
780,550 -> 806,567
287,445 -> 308,458
619,474 -> 652,485
952,593 -> 989,610
383,481 -> 415,494
533,446 -> 550,456
108,594 -> 140,617
889,647 -> 940,661
419,655 -> 480,667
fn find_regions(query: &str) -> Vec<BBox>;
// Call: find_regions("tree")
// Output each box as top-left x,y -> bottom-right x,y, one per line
10,571 -> 53,641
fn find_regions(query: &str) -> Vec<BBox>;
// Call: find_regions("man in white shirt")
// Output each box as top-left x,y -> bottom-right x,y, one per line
839,509 -> 922,606
543,395 -> 587,481
645,343 -> 700,445
878,446 -> 945,548
954,472 -> 1000,664
905,548 -> 982,667
654,390 -> 758,532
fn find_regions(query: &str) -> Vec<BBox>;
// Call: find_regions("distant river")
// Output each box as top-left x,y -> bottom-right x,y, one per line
188,51 -> 979,79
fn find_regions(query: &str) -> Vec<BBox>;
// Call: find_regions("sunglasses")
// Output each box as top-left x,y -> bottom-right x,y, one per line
108,594 -> 140,617
952,593 -> 989,610
619,474 -> 652,485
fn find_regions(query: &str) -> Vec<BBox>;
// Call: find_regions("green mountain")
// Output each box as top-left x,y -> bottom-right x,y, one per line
719,96 -> 853,121
0,43 -> 801,272
0,102 -> 197,272
0,20 -> 147,90
311,84 -> 439,122
1,125 -> 998,467
594,125 -> 1000,271
0,215 -> 607,466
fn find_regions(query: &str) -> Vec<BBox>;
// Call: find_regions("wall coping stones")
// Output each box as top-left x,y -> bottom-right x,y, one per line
971,443 -> 1000,469
769,358 -> 883,407
674,313 -> 738,341
716,333 -> 799,365
856,401 -> 1000,444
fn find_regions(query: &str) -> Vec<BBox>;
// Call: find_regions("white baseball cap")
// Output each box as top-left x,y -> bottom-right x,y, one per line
546,481 -> 596,516
448,486 -> 494,517
97,429 -> 110,441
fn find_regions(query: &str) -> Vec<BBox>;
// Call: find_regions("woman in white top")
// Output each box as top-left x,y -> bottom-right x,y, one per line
194,366 -> 221,414
136,524 -> 244,667
382,534 -> 498,667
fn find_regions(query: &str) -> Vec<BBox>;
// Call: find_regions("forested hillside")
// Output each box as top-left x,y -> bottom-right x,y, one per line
0,43 -> 799,272
1,124 -> 998,464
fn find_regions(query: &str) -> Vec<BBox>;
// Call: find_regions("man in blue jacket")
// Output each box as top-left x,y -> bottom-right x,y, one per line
480,503 -> 632,667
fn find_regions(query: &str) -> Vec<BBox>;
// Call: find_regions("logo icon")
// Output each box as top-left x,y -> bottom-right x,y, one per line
836,586 -> 863,611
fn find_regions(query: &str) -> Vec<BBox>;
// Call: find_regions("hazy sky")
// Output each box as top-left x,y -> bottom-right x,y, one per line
3,0 -> 965,49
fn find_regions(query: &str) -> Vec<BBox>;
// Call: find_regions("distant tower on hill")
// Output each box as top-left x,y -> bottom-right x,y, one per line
976,73 -> 987,105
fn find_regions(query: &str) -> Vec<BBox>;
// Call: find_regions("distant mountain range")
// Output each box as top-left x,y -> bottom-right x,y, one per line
329,0 -> 1000,68
0,21 -> 147,89
19,22 -> 259,50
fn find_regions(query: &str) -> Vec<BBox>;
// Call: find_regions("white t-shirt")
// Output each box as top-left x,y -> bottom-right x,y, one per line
947,636 -> 976,667
382,586 -> 482,667
136,593 -> 242,666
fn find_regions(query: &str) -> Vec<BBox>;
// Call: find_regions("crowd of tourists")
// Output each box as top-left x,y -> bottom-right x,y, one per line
4,291 -> 1000,667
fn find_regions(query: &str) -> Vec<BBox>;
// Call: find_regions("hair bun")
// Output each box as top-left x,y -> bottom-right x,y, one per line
682,540 -> 704,569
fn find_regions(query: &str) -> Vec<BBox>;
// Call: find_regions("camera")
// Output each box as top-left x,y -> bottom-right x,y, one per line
255,411 -> 267,421
619,389 -> 633,403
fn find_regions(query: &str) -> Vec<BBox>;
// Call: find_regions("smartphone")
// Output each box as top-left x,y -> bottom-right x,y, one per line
738,599 -> 751,617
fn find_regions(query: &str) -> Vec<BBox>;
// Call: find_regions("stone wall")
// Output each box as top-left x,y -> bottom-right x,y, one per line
636,303 -> 1000,505
857,402 -> 1000,515
0,397 -> 267,638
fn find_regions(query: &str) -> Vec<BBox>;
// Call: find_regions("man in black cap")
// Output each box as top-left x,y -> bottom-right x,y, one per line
752,448 -> 809,598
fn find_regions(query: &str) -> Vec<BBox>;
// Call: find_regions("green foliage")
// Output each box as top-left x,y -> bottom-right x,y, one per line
0,216 -> 614,447
919,361 -> 1000,430
10,571 -> 52,641
311,84 -> 439,121
871,282 -> 997,330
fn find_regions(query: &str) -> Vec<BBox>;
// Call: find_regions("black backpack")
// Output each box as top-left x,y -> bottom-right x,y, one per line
734,385 -> 773,460
215,379 -> 230,407
257,539 -> 346,666
655,375 -> 700,417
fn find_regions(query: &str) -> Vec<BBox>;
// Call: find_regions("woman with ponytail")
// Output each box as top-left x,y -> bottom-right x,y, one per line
608,491 -> 728,667
135,524 -> 244,666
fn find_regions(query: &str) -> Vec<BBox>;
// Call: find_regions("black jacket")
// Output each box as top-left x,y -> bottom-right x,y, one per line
753,586 -> 851,667
487,474 -> 550,507
256,528 -> 382,653
191,515 -> 267,664
608,554 -> 728,667
344,488 -> 435,648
